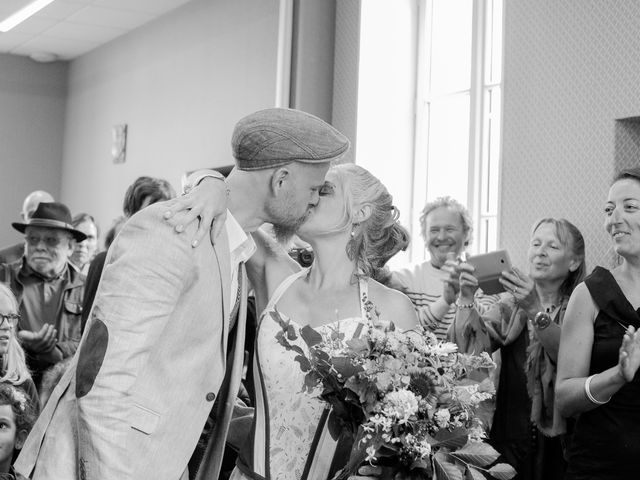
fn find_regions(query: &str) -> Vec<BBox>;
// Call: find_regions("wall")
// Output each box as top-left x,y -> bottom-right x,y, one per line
332,0 -> 361,164
355,0 -> 417,267
60,0 -> 280,234
0,54 -> 68,246
290,0 -> 336,122
500,0 -> 640,270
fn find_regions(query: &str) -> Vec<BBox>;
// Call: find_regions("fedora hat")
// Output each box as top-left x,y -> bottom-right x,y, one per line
12,202 -> 87,242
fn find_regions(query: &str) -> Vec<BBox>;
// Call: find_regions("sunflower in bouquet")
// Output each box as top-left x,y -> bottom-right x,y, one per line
274,312 -> 516,480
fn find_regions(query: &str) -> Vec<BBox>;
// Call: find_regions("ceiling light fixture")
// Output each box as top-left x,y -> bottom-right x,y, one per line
0,0 -> 57,33
30,51 -> 58,62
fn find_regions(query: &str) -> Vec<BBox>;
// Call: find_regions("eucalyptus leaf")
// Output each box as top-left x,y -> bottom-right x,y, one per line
465,466 -> 487,480
300,324 -> 323,347
487,463 -> 517,480
434,452 -> 464,480
433,427 -> 469,449
294,355 -> 311,372
452,442 -> 500,467
346,337 -> 370,354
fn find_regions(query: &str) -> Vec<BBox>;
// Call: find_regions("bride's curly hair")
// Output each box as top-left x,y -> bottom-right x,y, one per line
331,164 -> 410,282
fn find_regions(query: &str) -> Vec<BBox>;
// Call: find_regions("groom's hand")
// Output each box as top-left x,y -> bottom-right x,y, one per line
164,176 -> 228,247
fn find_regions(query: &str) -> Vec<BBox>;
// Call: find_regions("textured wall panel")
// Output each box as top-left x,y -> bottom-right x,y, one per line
615,118 -> 640,172
501,0 -> 640,272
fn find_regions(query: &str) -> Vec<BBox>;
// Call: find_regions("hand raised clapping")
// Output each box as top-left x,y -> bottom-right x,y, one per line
441,252 -> 466,304
619,325 -> 640,383
18,324 -> 57,353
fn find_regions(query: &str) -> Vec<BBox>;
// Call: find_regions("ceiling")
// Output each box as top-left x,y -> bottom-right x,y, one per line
0,0 -> 193,61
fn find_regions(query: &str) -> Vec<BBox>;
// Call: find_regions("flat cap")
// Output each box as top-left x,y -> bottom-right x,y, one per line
232,108 -> 350,171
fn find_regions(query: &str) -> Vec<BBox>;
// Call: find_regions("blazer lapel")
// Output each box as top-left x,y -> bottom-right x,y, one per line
212,226 -> 231,338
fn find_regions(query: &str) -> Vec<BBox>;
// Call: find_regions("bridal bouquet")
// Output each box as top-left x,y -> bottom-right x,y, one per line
273,311 -> 516,480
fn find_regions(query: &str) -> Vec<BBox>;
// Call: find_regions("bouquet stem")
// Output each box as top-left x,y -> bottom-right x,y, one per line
332,428 -> 370,480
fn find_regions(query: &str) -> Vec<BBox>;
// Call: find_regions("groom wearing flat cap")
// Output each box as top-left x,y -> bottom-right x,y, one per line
16,108 -> 349,480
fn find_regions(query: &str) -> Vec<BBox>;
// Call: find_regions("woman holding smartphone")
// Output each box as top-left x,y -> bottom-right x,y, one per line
449,218 -> 585,480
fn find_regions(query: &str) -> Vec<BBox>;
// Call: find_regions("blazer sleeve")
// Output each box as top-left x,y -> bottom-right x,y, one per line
75,202 -> 199,399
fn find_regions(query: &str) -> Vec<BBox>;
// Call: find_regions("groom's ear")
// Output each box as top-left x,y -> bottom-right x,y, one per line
270,167 -> 290,196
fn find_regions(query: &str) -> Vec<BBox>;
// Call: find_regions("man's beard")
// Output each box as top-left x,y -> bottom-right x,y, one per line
271,214 -> 308,243
266,197 -> 311,243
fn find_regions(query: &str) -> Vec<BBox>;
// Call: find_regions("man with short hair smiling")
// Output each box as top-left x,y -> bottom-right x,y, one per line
0,202 -> 86,388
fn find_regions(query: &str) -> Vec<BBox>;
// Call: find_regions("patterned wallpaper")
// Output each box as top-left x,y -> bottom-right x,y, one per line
500,0 -> 640,271
615,117 -> 640,172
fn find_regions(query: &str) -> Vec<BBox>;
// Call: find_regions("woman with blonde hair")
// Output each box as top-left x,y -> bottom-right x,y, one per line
450,217 -> 586,480
0,284 -> 38,410
230,163 -> 418,480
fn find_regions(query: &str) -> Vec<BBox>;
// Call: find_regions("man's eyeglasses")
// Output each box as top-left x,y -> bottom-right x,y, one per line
0,313 -> 19,328
25,235 -> 64,247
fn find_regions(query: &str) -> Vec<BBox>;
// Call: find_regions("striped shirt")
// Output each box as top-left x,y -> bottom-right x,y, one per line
392,261 -> 498,340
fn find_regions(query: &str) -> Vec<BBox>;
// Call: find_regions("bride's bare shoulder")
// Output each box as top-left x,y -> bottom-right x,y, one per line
367,279 -> 418,330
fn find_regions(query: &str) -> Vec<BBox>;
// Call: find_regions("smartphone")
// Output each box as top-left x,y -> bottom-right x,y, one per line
466,250 -> 512,295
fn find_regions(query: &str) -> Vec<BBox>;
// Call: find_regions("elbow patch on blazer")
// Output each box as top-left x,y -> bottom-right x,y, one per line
76,311 -> 109,398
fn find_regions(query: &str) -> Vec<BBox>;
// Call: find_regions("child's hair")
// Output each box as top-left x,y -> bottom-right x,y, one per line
0,284 -> 31,385
0,383 -> 37,435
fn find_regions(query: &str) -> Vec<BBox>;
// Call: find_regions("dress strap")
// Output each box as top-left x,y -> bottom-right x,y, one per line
263,269 -> 308,313
358,276 -> 378,324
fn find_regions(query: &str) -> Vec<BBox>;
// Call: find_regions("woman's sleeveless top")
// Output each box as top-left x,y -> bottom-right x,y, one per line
565,267 -> 640,479
233,270 -> 373,480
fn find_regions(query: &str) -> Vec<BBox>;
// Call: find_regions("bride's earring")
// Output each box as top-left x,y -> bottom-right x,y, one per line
346,223 -> 359,260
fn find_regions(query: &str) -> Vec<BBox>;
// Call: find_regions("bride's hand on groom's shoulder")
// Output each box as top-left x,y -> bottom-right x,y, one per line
164,175 -> 229,247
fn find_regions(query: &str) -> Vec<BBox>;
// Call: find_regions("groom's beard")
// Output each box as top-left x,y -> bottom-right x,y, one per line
272,213 -> 308,243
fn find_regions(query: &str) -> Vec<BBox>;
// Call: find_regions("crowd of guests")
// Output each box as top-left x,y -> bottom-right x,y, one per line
0,108 -> 638,480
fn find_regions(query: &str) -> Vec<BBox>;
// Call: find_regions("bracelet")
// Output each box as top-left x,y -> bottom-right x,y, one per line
455,299 -> 475,310
584,374 -> 611,405
200,174 -> 230,197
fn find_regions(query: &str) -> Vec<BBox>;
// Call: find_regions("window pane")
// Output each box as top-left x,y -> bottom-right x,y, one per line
428,0 -> 473,94
426,94 -> 470,203
485,0 -> 503,84
481,86 -> 501,214
478,216 -> 498,254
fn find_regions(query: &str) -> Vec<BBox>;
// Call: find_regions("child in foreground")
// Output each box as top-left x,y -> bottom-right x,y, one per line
0,384 -> 37,480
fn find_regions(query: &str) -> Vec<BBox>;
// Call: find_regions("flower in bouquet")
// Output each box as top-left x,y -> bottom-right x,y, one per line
273,310 -> 516,480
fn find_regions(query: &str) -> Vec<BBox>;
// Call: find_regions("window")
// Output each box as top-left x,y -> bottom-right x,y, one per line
413,0 -> 503,261
356,0 -> 504,265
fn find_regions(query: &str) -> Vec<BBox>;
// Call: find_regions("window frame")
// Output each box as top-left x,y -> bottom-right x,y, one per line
410,0 -> 504,262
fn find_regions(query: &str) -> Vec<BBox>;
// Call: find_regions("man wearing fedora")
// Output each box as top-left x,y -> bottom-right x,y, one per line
0,201 -> 87,388
16,108 -> 349,480
0,190 -> 55,265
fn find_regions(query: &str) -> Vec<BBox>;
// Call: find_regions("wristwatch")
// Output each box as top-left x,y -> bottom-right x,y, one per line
532,311 -> 552,330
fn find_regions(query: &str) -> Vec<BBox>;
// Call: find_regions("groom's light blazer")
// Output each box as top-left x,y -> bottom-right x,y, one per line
15,202 -> 251,480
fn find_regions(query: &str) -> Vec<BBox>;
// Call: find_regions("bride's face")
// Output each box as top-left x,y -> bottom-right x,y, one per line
297,169 -> 349,239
